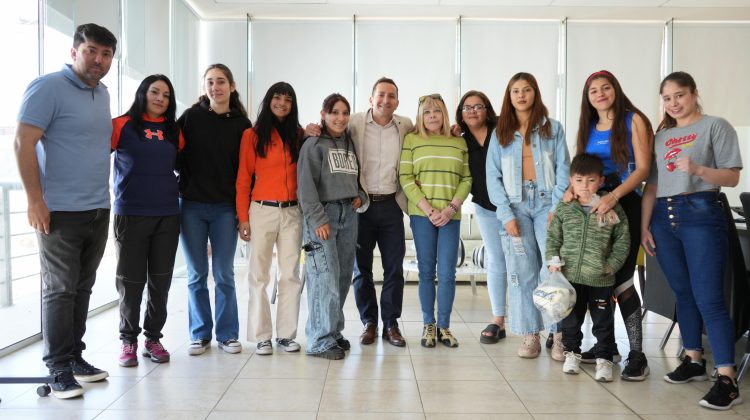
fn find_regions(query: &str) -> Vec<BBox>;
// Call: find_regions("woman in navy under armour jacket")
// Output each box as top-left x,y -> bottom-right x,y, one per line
111,74 -> 184,367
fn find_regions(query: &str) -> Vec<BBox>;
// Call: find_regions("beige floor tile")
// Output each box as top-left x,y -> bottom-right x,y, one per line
318,413 -> 425,420
491,356 -> 591,382
145,349 -> 250,378
640,414 -> 747,419
509,380 -> 632,414
426,415 -> 532,420
533,415 -> 640,420
95,409 -> 210,420
411,355 -> 503,381
0,409 -> 101,419
108,376 -> 232,411
326,355 -> 415,380
237,352 -> 329,379
208,411 -> 318,419
347,338 -> 413,356
454,310 -> 495,323
318,379 -> 423,413
418,380 -> 527,414
215,378 -> 325,412
408,336 -> 488,357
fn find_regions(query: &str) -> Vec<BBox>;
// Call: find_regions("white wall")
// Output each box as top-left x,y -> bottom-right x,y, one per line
200,20 -> 248,116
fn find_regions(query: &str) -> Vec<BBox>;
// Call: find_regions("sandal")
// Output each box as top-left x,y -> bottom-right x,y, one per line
480,323 -> 506,344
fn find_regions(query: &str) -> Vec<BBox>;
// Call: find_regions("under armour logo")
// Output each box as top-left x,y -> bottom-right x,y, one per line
144,129 -> 164,141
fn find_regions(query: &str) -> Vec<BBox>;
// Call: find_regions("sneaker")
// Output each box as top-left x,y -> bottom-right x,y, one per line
595,358 -> 614,382
118,342 -> 138,367
188,339 -> 210,356
437,328 -> 459,348
563,351 -> 582,374
71,357 -> 109,383
143,340 -> 170,363
699,374 -> 743,410
550,332 -> 565,362
664,355 -> 708,384
49,368 -> 84,399
421,323 -> 437,348
621,350 -> 650,381
308,345 -> 345,360
581,344 -> 621,364
256,340 -> 273,355
276,338 -> 301,352
336,338 -> 351,351
218,339 -> 242,354
518,334 -> 541,358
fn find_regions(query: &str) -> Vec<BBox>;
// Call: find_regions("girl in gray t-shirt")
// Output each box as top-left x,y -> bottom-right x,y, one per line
641,71 -> 743,411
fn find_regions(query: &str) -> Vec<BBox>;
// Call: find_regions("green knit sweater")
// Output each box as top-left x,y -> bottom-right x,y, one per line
399,133 -> 472,219
545,196 -> 630,287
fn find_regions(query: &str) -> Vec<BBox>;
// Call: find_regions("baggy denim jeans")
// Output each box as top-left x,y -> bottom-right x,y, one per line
501,181 -> 551,335
410,216 -> 460,328
180,199 -> 240,343
303,201 -> 358,354
38,209 -> 109,370
474,204 -> 507,317
650,191 -> 735,367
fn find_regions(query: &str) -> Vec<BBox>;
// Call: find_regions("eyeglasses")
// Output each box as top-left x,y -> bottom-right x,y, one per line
418,93 -> 443,104
461,104 -> 486,112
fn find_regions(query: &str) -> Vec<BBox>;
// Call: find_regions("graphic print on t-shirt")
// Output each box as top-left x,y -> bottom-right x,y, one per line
663,133 -> 696,172
328,148 -> 358,174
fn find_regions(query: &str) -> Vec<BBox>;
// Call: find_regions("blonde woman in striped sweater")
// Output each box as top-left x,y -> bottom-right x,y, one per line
399,94 -> 472,348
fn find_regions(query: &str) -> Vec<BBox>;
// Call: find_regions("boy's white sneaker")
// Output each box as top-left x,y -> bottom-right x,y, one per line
563,351 -> 581,374
595,358 -> 614,382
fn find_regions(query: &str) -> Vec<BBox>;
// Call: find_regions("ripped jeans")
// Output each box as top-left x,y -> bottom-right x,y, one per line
501,181 -> 552,335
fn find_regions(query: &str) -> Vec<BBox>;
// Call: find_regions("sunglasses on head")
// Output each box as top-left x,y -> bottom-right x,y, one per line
418,93 -> 443,105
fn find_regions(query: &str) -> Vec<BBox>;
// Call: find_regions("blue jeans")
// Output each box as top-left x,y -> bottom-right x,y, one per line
502,181 -> 551,335
475,204 -> 507,317
38,209 -> 109,370
410,216 -> 460,328
303,202 -> 358,354
650,192 -> 735,367
180,199 -> 239,342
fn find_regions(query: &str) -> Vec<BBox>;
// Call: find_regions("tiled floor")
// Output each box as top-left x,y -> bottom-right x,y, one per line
0,270 -> 747,419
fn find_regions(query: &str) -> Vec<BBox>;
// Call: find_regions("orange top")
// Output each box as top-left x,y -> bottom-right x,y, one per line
235,127 -> 298,223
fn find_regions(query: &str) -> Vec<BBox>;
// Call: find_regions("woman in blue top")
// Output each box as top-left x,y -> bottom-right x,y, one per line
573,70 -> 653,381
111,74 -> 184,367
487,72 -> 569,359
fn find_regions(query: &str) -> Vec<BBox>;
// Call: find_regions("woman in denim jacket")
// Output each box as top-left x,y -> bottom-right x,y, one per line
486,72 -> 569,359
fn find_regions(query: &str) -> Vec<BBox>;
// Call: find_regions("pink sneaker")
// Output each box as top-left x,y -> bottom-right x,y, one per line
143,340 -> 170,363
119,342 -> 138,367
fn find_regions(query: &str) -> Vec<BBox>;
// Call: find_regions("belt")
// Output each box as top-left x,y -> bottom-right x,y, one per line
255,200 -> 298,208
370,193 -> 396,202
323,198 -> 353,205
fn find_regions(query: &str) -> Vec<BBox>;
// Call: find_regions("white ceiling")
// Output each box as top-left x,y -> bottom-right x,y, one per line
187,0 -> 750,20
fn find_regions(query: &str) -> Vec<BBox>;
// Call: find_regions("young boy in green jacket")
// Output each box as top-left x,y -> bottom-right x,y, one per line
546,153 -> 630,382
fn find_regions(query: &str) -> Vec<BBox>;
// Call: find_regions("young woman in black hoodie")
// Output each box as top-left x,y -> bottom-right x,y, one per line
177,63 -> 252,356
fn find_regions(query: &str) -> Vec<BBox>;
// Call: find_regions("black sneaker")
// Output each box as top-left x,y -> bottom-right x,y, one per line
664,356 -> 708,384
581,344 -> 621,364
336,338 -> 351,351
308,345 -> 345,360
71,357 -> 109,382
49,368 -> 84,399
699,374 -> 742,410
621,350 -> 650,381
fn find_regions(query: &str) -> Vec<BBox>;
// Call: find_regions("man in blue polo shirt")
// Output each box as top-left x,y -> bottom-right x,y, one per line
14,23 -> 117,399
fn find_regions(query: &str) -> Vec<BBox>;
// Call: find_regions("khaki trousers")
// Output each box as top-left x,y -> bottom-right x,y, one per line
246,201 -> 303,342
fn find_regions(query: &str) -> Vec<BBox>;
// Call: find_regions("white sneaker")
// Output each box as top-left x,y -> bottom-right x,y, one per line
563,351 -> 581,374
218,339 -> 242,354
256,340 -> 273,355
595,358 -> 614,382
188,339 -> 210,356
550,332 -> 565,362
276,338 -> 301,352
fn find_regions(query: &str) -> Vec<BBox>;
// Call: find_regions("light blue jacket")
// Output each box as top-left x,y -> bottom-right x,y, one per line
486,118 -> 570,225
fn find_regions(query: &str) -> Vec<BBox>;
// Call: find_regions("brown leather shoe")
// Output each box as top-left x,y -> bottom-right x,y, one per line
359,322 -> 377,345
382,326 -> 406,347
